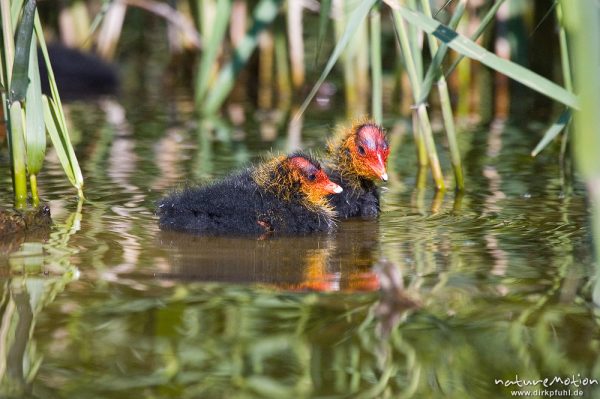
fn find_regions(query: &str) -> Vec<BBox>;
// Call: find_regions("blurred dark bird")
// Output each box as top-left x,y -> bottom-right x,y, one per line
325,119 -> 389,219
38,43 -> 119,100
157,153 -> 343,235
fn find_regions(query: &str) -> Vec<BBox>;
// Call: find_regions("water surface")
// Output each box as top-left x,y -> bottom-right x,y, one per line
1,98 -> 598,398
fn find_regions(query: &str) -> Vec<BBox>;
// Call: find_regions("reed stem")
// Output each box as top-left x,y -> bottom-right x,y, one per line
30,174 -> 39,207
195,0 -> 231,104
287,0 -> 305,89
561,0 -> 600,305
274,29 -> 291,109
258,31 -> 274,109
393,10 -> 445,190
420,0 -> 465,190
9,102 -> 27,209
1,0 -> 14,83
370,6 -> 382,124
555,3 -> 573,94
203,0 -> 282,115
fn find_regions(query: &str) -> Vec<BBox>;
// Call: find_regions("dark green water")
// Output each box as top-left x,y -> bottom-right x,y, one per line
1,97 -> 599,398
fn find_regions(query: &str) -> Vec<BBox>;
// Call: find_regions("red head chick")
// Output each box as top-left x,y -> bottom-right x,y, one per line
328,119 -> 389,185
253,153 -> 343,214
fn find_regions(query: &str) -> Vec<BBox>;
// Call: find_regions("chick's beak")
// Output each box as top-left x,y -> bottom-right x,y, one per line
370,153 -> 388,182
323,181 -> 343,194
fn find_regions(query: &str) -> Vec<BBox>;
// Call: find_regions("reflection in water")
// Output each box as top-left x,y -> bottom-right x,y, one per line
0,202 -> 80,397
483,121 -> 509,278
104,100 -> 144,274
157,220 -> 381,292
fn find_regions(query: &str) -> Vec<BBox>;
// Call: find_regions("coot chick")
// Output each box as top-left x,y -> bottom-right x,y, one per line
325,119 -> 389,219
38,43 -> 119,100
157,153 -> 343,235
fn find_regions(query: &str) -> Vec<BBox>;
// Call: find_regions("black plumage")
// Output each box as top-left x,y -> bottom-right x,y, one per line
157,155 -> 338,235
326,170 -> 380,219
38,43 -> 119,100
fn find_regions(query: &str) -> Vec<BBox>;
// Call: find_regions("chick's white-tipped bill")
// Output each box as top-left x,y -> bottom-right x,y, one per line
380,172 -> 388,182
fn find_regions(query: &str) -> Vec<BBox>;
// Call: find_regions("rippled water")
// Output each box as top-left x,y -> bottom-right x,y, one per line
1,97 -> 599,398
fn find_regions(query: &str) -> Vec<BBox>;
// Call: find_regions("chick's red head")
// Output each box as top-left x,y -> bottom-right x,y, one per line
288,155 -> 342,202
351,123 -> 389,181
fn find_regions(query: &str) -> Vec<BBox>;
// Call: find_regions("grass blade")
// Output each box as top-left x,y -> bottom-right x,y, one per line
1,0 -> 15,86
195,0 -> 231,104
417,0 -> 465,105
10,0 -> 36,103
36,11 -> 84,196
420,0 -> 464,189
202,0 -> 282,115
555,2 -> 573,93
25,35 -> 45,175
86,0 -> 112,42
295,0 -> 377,119
9,101 -> 27,208
43,95 -> 83,197
25,35 -> 45,206
392,10 -> 445,190
10,0 -> 24,27
386,0 -> 579,109
531,109 -> 571,157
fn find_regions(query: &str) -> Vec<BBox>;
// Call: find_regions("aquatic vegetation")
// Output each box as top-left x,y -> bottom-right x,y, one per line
43,1 -> 590,193
1,0 -> 83,208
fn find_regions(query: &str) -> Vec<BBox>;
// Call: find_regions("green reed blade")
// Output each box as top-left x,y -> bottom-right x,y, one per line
10,0 -> 36,103
202,0 -> 282,115
35,12 -> 66,131
314,0 -> 332,66
392,10 -> 445,190
0,2 -> 12,98
10,0 -> 24,27
386,0 -> 578,109
296,0 -> 377,119
555,2 -> 573,93
392,7 -> 427,166
561,0 -> 600,179
560,0 -> 600,306
85,0 -> 111,46
36,12 -> 84,196
43,95 -> 84,197
195,0 -> 231,104
420,0 -> 464,189
531,109 -> 571,157
25,35 -> 45,176
406,0 -> 422,81
9,101 -> 27,209
445,0 -> 506,77
370,5 -> 382,123
274,29 -> 291,108
417,0 -> 465,105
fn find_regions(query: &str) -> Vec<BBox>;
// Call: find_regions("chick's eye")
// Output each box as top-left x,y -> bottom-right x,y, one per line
357,145 -> 366,156
307,173 -> 317,181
